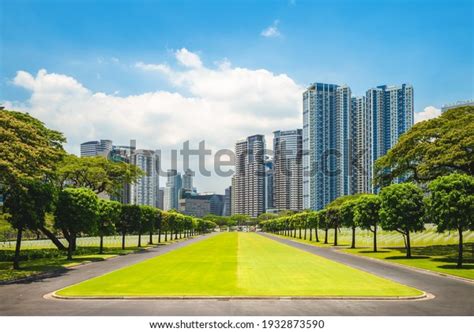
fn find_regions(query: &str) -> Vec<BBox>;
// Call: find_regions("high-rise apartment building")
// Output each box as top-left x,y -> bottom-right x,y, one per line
109,145 -> 136,204
231,135 -> 266,217
80,139 -> 113,157
130,149 -> 159,207
223,186 -> 232,216
157,188 -> 164,210
441,100 -> 474,113
303,82 -> 414,210
273,129 -> 303,212
164,169 -> 182,211
351,96 -> 372,194
182,169 -> 194,191
303,83 -> 339,211
264,157 -> 275,211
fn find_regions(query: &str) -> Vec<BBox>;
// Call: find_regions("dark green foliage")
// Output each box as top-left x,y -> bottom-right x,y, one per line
97,199 -> 121,253
55,188 -> 99,259
428,173 -> 474,267
119,205 -> 142,249
354,194 -> 381,252
379,183 -> 425,258
375,106 -> 474,185
3,181 -> 56,268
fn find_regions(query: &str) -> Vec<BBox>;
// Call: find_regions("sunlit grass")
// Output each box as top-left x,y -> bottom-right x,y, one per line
57,233 -> 421,297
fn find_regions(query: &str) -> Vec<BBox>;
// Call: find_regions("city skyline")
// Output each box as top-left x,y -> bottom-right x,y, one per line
1,0 -> 472,193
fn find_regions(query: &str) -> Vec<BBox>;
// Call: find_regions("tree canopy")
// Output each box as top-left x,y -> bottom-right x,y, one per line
56,154 -> 144,195
374,106 -> 474,186
379,183 -> 425,257
427,173 -> 474,267
0,110 -> 65,187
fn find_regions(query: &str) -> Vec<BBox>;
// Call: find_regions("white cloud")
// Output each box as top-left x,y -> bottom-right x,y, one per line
415,106 -> 441,123
175,48 -> 203,68
261,20 -> 281,38
6,49 -> 302,192
135,61 -> 172,75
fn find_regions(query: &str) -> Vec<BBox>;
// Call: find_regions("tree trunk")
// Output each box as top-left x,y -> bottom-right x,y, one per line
406,231 -> 412,258
165,231 -> 168,242
13,225 -> 23,270
373,223 -> 377,252
334,225 -> 338,246
324,226 -> 328,244
38,225 -> 66,250
158,228 -> 162,243
351,226 -> 356,249
122,232 -> 126,250
309,227 -> 313,241
67,234 -> 75,260
457,227 -> 463,268
299,227 -> 302,239
315,227 -> 319,242
304,227 -> 307,240
138,232 -> 142,247
149,230 -> 153,244
99,234 -> 104,254
174,230 -> 178,240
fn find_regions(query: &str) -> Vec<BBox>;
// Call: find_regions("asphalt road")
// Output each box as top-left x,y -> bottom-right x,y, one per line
0,232 -> 472,316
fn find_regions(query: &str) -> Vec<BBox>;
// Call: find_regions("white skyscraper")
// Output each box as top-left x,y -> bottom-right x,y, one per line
164,169 -> 182,211
80,139 -> 112,157
130,149 -> 159,207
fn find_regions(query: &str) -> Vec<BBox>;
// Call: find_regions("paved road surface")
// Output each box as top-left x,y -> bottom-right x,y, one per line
0,232 -> 472,315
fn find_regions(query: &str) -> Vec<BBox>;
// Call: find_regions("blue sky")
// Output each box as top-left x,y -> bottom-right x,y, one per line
2,0 -> 473,105
1,0 -> 473,192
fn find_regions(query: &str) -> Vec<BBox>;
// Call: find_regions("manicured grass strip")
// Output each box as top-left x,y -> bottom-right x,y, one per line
343,245 -> 474,280
0,246 -> 149,282
57,232 -> 422,297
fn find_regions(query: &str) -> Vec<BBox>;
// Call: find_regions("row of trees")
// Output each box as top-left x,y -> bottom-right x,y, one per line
0,110 -> 216,269
261,105 -> 473,269
261,174 -> 473,267
55,188 -> 216,261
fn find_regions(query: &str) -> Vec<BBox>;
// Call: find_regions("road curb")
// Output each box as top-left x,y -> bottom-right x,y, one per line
46,291 -> 431,301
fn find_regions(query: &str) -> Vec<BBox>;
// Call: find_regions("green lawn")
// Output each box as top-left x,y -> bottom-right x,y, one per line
56,232 -> 422,298
276,225 -> 474,248
0,246 -> 148,282
343,244 -> 474,280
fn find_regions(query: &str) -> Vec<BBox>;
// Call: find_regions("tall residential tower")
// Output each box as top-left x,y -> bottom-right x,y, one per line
273,129 -> 303,212
231,135 -> 266,217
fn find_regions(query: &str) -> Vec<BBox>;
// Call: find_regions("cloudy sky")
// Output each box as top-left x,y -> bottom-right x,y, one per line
1,0 -> 473,193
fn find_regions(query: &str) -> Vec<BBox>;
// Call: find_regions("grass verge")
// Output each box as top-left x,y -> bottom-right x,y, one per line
0,246 -> 148,282
342,244 -> 474,280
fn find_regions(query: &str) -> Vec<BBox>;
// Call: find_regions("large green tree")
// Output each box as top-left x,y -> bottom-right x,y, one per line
427,174 -> 474,267
119,205 -> 142,249
0,110 -> 66,250
140,205 -> 156,244
379,183 -> 425,258
340,199 -> 359,249
97,199 -> 121,254
325,207 -> 341,246
4,181 -> 55,269
354,194 -> 381,252
375,106 -> 474,186
55,188 -> 99,260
